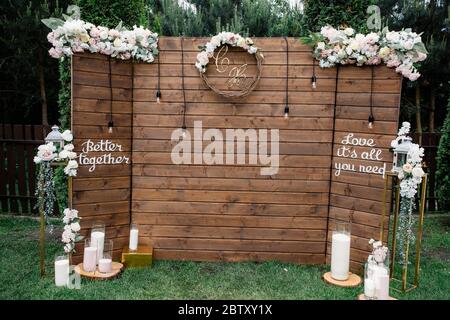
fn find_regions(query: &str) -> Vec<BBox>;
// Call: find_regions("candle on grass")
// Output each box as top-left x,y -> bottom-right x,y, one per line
54,255 -> 69,287
330,221 -> 351,281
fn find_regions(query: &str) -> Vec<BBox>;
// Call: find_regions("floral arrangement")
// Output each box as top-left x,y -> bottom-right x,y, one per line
195,32 -> 261,73
390,122 -> 425,262
34,130 -> 77,220
368,239 -> 389,265
301,26 -> 428,81
43,17 -> 159,62
62,208 -> 82,253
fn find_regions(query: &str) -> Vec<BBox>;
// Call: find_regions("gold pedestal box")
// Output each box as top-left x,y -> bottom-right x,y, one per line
121,246 -> 153,268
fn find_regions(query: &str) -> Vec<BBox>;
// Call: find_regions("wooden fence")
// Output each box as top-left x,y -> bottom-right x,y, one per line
0,124 -> 50,215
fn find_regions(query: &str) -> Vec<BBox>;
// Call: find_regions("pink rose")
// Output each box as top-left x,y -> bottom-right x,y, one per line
48,47 -> 62,58
47,32 -> 55,42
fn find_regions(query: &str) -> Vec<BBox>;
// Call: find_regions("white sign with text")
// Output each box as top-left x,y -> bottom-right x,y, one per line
78,139 -> 130,172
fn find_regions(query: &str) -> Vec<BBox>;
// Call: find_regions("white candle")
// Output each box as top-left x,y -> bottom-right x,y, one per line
129,228 -> 139,251
91,230 -> 105,263
83,246 -> 97,272
98,258 -> 112,273
364,278 -> 376,298
330,232 -> 351,280
54,259 -> 69,287
373,266 -> 389,300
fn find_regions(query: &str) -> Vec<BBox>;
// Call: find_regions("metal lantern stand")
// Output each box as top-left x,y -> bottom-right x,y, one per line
380,172 -> 428,292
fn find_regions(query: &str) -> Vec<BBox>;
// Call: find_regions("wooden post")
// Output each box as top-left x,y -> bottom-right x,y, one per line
38,165 -> 45,277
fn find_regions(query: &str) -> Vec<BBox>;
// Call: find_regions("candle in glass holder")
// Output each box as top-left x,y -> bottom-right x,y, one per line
83,238 -> 97,272
98,240 -> 113,273
330,221 -> 351,281
129,224 -> 139,251
373,265 -> 390,300
54,255 -> 69,287
91,224 -> 105,263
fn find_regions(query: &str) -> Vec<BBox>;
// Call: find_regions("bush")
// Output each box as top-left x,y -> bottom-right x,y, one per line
302,0 -> 376,33
436,94 -> 450,210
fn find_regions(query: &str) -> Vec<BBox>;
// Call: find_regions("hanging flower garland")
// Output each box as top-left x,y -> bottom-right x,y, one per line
62,208 -> 82,253
390,122 -> 425,262
301,26 -> 428,81
43,17 -> 159,62
195,32 -> 262,73
34,129 -> 81,253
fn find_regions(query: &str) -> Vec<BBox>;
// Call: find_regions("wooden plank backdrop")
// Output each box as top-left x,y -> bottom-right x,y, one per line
71,37 -> 401,269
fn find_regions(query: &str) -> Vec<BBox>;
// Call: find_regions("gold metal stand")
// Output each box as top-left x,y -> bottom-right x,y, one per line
380,172 -> 427,292
39,161 -> 72,277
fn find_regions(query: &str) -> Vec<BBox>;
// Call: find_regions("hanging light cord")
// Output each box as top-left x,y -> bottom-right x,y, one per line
181,36 -> 187,130
368,65 -> 375,127
312,58 -> 317,88
108,56 -> 113,129
283,37 -> 289,118
156,48 -> 161,102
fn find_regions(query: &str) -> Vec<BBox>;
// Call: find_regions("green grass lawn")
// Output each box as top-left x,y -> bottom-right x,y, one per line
0,214 -> 449,300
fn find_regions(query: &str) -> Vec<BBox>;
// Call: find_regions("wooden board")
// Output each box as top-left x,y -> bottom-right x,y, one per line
323,272 -> 362,287
71,37 -> 401,269
74,262 -> 123,280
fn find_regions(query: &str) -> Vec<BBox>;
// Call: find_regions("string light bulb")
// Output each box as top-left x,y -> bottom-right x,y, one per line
108,120 -> 114,134
284,105 -> 290,119
181,125 -> 187,138
368,114 -> 375,129
156,90 -> 161,104
311,75 -> 317,89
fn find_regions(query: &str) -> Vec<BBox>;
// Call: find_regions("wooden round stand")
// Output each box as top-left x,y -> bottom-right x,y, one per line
322,272 -> 362,287
357,294 -> 397,300
74,262 -> 123,280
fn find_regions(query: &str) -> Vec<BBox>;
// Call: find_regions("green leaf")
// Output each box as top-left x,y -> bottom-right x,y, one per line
41,18 -> 64,30
414,42 -> 428,54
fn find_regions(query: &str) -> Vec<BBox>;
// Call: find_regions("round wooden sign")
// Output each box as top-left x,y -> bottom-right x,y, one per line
322,272 -> 362,287
74,262 -> 123,280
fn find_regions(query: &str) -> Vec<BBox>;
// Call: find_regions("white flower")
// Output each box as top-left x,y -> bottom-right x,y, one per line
196,51 -> 209,66
37,142 -> 57,162
64,144 -> 74,151
70,222 -> 81,232
113,38 -> 122,47
412,166 -> 425,178
398,170 -> 405,180
248,46 -> 257,54
61,130 -> 73,142
33,156 -> 42,164
64,160 -> 78,176
403,163 -> 413,173
317,42 -> 325,50
344,28 -> 354,36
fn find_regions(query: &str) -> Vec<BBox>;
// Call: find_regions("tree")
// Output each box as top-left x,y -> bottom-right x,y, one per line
436,93 -> 450,210
302,0 -> 377,34
0,0 -> 69,125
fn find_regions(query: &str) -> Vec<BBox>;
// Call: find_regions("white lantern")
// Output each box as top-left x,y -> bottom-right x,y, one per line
392,136 -> 413,172
45,125 -> 65,149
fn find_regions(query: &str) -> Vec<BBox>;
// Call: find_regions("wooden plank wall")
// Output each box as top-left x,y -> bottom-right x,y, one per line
328,66 -> 402,271
71,37 -> 402,268
132,37 -> 334,264
71,53 -> 133,262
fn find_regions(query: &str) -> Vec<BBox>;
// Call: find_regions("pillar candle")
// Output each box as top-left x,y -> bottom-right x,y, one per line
364,278 -> 376,299
83,246 -> 97,272
330,233 -> 351,280
129,228 -> 139,251
98,258 -> 112,273
91,230 -> 105,263
54,258 -> 69,287
373,266 -> 390,300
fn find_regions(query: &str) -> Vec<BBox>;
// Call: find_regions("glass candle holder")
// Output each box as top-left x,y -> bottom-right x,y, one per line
373,264 -> 390,300
330,221 -> 351,281
364,261 -> 377,299
90,224 -> 105,263
129,223 -> 139,251
98,240 -> 113,273
54,254 -> 69,287
83,238 -> 97,272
